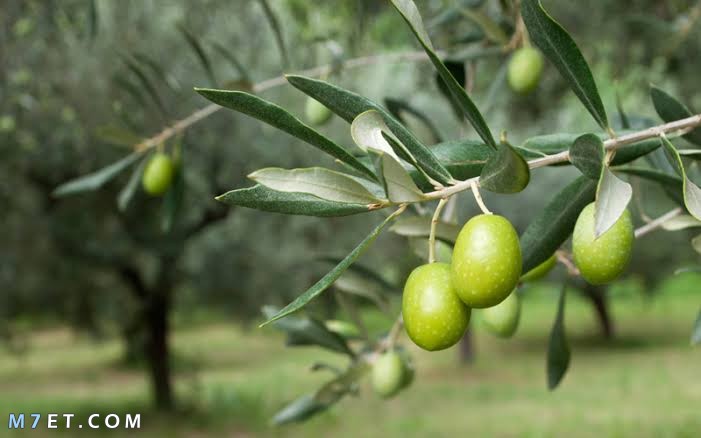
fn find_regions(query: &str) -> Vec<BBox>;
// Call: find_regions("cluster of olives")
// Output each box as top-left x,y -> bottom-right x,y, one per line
399,202 -> 634,352
141,152 -> 176,196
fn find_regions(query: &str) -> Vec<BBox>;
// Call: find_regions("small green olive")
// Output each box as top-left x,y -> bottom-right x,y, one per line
451,214 -> 522,308
508,47 -> 544,94
305,97 -> 333,126
141,152 -> 175,196
572,203 -> 634,285
371,350 -> 406,398
402,263 -> 470,351
324,320 -> 360,339
521,254 -> 557,282
481,290 -> 521,338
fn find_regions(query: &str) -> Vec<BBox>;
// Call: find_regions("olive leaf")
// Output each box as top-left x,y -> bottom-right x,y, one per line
651,85 -> 701,146
389,0 -> 497,149
333,270 -> 391,314
248,168 -> 383,205
661,136 -> 701,220
595,167 -> 632,238
522,133 -> 659,165
285,75 -> 452,184
195,88 -> 376,181
178,24 -> 217,87
521,176 -> 596,272
479,142 -> 530,193
53,150 -> 146,197
117,155 -> 149,212
384,97 -> 443,144
350,110 -> 403,160
569,133 -> 604,179
521,0 -> 608,129
692,308 -> 701,345
614,167 -> 682,190
216,185 -> 372,217
390,216 -> 461,244
379,153 -> 427,202
661,215 -> 701,231
547,283 -> 570,390
260,210 -> 404,326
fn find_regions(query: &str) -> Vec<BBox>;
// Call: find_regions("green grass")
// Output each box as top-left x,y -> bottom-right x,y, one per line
1,273 -> 701,437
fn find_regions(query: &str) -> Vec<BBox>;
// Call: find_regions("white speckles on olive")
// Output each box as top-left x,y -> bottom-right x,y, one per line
572,203 -> 634,285
450,214 -> 522,308
402,263 -> 470,351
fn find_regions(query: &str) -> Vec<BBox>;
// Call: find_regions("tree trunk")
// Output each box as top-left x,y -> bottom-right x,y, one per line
146,287 -> 173,410
457,327 -> 475,364
581,284 -> 615,340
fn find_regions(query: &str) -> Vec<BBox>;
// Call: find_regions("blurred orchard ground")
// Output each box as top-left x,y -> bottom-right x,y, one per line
1,0 -> 701,436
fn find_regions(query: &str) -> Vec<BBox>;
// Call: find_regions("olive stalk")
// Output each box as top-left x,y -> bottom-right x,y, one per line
470,180 -> 492,214
428,198 -> 449,264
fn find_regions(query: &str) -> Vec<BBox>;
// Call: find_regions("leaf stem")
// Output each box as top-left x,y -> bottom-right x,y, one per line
470,180 -> 492,215
428,198 -> 449,263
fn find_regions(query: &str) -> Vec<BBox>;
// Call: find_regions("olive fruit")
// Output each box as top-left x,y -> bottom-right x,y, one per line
142,152 -> 175,196
572,203 -> 634,285
481,290 -> 521,338
451,214 -> 522,308
324,320 -> 360,339
507,47 -> 544,94
371,350 -> 406,398
520,254 -> 557,283
305,97 -> 333,126
402,263 -> 470,351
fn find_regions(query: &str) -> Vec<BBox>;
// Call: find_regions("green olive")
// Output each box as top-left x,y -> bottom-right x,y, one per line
402,263 -> 470,351
481,290 -> 521,338
572,203 -> 634,285
371,350 -> 406,398
305,97 -> 333,126
451,214 -> 522,308
521,254 -> 557,282
508,47 -> 544,94
324,320 -> 360,339
141,152 -> 175,196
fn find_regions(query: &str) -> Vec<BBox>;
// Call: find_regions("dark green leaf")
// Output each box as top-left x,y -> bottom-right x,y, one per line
569,133 -> 604,179
178,24 -> 217,87
522,133 -> 658,165
260,210 -> 404,326
390,0 -> 497,148
479,142 -> 530,193
317,257 -> 397,292
434,60 -> 466,121
285,75 -> 452,185
615,90 -> 630,129
651,85 -> 701,145
211,41 -> 251,82
384,97 -> 443,143
258,0 -> 290,68
195,88 -> 376,180
521,0 -> 608,129
272,394 -> 325,425
262,306 -> 353,356
216,185 -> 373,217
614,167 -> 682,190
132,52 -> 181,92
692,308 -> 701,345
520,176 -> 596,272
547,284 -> 570,390
53,151 -> 145,197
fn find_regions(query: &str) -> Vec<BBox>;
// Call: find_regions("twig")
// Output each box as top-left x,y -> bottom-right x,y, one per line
634,207 -> 683,238
386,314 -> 404,350
133,50 -> 438,152
428,198 -> 449,263
555,250 -> 580,277
470,180 -> 492,214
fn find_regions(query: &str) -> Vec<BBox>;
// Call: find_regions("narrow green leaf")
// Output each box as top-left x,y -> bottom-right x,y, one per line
262,306 -> 353,356
249,168 -> 382,205
390,216 -> 461,244
650,85 -> 701,146
521,0 -> 608,129
132,52 -> 181,92
479,142 -> 530,193
661,215 -> 701,231
390,0 -> 497,148
317,257 -> 397,292
429,139 -> 491,180
547,284 -> 570,390
178,24 -> 217,87
434,60 -> 466,121
380,154 -> 426,202
661,136 -> 701,220
117,154 -> 149,211
615,90 -> 631,129
216,185 -> 371,217
122,56 -> 167,117
285,75 -> 452,184
95,124 -> 142,147
569,133 -> 604,179
692,308 -> 701,345
195,88 -> 376,180
614,167 -> 682,190
384,97 -> 443,144
678,149 -> 701,159
211,41 -> 251,82
258,0 -> 290,68
459,9 -> 509,45
522,133 -> 658,165
333,271 -> 391,314
53,151 -> 145,197
272,394 -> 325,425
520,176 -> 596,272
261,211 -> 403,326
595,167 -> 632,237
